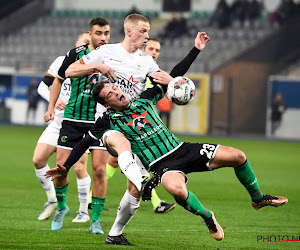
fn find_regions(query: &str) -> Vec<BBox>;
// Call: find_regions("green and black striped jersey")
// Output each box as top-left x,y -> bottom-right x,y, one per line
57,44 -> 100,122
89,85 -> 182,169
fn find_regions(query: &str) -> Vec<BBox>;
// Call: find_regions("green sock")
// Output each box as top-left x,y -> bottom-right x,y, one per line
106,163 -> 117,181
234,160 -> 264,202
176,190 -> 211,220
55,184 -> 68,210
91,196 -> 105,221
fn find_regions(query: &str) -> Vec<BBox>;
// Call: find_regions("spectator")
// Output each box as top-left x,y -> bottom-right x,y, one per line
270,0 -> 296,26
271,92 -> 287,136
209,0 -> 231,29
26,78 -> 39,124
159,14 -> 187,42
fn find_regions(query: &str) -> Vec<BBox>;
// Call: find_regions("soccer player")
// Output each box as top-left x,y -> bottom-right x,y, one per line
46,80 -> 288,245
33,32 -> 91,222
44,17 -> 111,233
103,38 -> 176,214
58,13 -> 210,238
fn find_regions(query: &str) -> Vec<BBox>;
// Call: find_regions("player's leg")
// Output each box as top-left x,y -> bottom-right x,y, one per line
33,142 -> 57,220
89,148 -> 108,234
51,147 -> 71,231
149,171 -> 176,213
209,145 -> 288,209
105,179 -> 139,246
72,153 -> 91,223
161,171 -> 224,241
103,130 -> 144,191
88,154 -> 118,209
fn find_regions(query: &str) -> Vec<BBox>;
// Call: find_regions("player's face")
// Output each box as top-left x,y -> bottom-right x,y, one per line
131,21 -> 150,49
143,40 -> 161,61
76,33 -> 91,47
100,84 -> 130,111
90,24 -> 110,49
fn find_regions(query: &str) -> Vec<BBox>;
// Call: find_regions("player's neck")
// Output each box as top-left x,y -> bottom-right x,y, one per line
88,44 -> 95,51
121,39 -> 138,54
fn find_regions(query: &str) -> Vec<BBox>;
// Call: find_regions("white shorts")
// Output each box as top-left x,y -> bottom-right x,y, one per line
102,130 -> 148,177
37,122 -> 60,147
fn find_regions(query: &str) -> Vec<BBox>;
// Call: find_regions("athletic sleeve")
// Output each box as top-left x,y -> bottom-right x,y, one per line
140,84 -> 164,104
64,135 -> 95,172
89,113 -> 111,140
80,46 -> 104,65
58,49 -> 78,80
169,46 -> 200,77
37,81 -> 50,102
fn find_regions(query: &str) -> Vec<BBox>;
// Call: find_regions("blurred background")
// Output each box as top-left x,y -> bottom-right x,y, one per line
0,0 -> 299,140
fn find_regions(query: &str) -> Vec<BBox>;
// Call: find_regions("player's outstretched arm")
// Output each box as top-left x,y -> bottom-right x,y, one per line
44,77 -> 63,122
45,164 -> 67,181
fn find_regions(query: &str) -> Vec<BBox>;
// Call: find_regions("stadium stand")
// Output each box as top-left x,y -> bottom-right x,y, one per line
0,8 -> 275,74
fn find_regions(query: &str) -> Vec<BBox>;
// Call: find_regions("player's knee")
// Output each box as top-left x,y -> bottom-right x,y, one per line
171,184 -> 187,201
93,164 -> 106,180
32,156 -> 45,169
234,149 -> 247,165
73,163 -> 87,176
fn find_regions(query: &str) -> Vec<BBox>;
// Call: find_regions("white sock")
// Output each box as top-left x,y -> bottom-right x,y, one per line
118,151 -> 143,191
77,175 -> 91,213
35,165 -> 57,203
108,190 -> 140,236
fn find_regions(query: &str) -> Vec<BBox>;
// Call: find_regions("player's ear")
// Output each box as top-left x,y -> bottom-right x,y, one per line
104,104 -> 111,109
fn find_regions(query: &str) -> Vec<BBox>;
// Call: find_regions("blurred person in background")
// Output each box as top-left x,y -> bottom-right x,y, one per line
271,92 -> 287,136
33,32 -> 92,222
26,78 -> 39,124
44,17 -> 111,234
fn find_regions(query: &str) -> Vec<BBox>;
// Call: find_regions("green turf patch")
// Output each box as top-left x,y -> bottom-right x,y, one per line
0,126 -> 299,249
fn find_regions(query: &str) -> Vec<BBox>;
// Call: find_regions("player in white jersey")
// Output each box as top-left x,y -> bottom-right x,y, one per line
33,32 -> 91,222
66,14 -> 210,244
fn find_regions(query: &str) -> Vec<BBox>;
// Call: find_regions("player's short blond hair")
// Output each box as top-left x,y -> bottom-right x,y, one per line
77,31 -> 89,40
124,14 -> 149,29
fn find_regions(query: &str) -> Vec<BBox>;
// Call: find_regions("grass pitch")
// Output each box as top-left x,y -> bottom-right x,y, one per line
0,125 -> 299,249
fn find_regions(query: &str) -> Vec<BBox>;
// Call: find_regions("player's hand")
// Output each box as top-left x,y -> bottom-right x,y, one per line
55,99 -> 67,111
195,32 -> 210,51
44,109 -> 55,122
96,63 -> 117,82
44,164 -> 67,181
152,69 -> 173,85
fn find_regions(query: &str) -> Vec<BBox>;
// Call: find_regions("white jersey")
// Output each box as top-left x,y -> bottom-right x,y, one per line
47,56 -> 71,126
82,43 -> 159,100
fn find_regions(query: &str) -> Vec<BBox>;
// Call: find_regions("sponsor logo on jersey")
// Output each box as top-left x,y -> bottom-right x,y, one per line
125,111 -> 153,134
109,58 -> 122,63
115,75 -> 139,99
112,113 -> 122,117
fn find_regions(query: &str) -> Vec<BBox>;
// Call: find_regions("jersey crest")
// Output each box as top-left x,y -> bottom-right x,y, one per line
125,110 -> 154,134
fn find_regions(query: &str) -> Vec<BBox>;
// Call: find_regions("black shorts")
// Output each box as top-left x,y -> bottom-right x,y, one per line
151,142 -> 219,178
57,120 -> 105,150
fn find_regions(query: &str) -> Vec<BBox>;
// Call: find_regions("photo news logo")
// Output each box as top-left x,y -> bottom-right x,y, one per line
257,235 -> 300,243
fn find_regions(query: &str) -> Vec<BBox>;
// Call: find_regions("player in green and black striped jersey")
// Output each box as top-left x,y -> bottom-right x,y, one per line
43,17 -> 111,234
46,80 -> 288,245
57,44 -> 97,121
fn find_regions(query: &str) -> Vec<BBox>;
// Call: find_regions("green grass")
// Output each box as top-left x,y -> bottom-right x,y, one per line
0,125 -> 299,249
